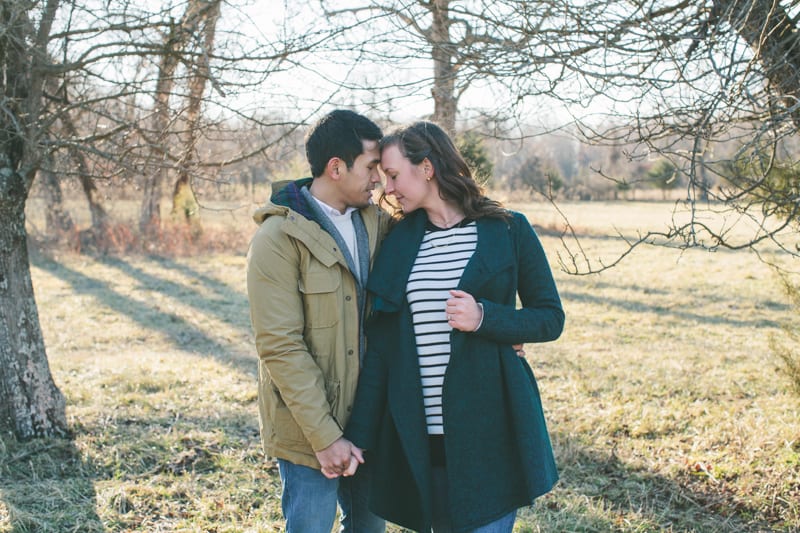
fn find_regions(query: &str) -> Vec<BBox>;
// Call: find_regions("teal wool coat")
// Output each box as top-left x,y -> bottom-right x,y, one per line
345,209 -> 565,533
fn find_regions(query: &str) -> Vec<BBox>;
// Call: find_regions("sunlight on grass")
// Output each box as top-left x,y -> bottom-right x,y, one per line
2,200 -> 798,532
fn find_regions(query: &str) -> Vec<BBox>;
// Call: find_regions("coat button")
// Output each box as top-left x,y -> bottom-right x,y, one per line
345,295 -> 352,301
348,349 -> 354,355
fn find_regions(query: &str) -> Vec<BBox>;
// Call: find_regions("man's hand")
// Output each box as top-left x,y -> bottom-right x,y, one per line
316,437 -> 364,479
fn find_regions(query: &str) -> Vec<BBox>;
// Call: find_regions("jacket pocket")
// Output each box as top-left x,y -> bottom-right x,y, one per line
272,404 -> 307,445
299,269 -> 341,328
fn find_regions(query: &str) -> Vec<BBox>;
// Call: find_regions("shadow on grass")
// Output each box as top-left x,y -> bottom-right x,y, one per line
542,432 -> 781,532
0,435 -> 103,532
99,256 -> 251,336
142,256 -> 246,305
30,255 -> 256,375
558,282 -> 785,330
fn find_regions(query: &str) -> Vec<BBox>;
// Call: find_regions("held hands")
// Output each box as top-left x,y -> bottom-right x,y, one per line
316,437 -> 364,479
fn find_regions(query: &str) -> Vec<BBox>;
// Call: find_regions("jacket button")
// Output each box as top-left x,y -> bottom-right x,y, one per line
347,406 -> 352,412
345,295 -> 352,301
348,349 -> 354,355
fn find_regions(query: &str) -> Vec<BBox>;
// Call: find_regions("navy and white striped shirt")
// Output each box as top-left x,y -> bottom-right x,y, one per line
406,220 -> 477,434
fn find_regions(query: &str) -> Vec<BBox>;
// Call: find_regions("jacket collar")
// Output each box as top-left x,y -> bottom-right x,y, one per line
367,210 -> 514,309
263,178 -> 385,270
270,177 -> 315,220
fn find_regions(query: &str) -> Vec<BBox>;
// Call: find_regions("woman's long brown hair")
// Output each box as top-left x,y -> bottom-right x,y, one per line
379,121 -> 508,220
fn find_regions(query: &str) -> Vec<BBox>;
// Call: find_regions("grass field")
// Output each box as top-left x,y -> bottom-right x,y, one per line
2,200 -> 799,532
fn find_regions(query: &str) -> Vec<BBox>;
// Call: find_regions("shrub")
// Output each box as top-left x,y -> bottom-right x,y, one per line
457,131 -> 494,187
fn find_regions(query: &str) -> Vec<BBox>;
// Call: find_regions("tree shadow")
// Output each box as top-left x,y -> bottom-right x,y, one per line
0,435 -> 104,532
97,256 -> 251,336
536,432 -> 782,532
557,280 -> 785,330
29,255 -> 256,376
140,256 -> 247,306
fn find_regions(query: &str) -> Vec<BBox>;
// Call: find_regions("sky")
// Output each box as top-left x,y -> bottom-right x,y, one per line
222,0 -> 590,131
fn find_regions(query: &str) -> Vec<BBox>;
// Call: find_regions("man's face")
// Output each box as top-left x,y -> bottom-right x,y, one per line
338,139 -> 382,209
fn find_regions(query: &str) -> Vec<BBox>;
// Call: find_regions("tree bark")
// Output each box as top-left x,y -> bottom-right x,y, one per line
429,0 -> 458,134
0,171 -> 68,439
0,0 -> 68,439
714,0 -> 800,127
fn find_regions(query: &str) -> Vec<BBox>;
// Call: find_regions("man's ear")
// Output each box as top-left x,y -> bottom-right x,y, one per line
326,157 -> 342,180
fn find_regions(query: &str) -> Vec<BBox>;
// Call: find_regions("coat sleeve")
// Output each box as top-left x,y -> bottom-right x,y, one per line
247,221 -> 343,452
475,212 -> 565,345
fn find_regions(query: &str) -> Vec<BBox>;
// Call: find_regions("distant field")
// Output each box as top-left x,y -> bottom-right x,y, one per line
2,199 -> 799,532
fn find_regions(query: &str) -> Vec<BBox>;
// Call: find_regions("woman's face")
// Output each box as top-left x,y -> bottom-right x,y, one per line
380,144 -> 433,213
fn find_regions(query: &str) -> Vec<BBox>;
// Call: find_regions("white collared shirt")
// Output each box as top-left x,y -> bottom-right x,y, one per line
311,196 -> 360,278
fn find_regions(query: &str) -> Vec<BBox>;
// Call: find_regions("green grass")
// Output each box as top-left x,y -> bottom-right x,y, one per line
2,200 -> 799,532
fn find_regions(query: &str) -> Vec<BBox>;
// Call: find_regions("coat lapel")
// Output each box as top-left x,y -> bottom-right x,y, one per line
366,210 -> 427,310
458,216 -> 514,294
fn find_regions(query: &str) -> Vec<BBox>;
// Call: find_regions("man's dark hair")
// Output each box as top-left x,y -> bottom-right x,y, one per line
305,109 -> 383,178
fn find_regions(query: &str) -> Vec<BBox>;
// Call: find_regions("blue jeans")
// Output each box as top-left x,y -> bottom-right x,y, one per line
277,458 -> 385,533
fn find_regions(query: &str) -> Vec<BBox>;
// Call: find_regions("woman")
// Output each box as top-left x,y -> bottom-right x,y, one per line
345,121 -> 564,533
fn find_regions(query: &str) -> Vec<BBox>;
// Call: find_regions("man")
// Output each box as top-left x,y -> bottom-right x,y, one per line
247,109 -> 389,533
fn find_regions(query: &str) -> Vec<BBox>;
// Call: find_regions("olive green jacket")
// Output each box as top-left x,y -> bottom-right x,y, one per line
246,178 -> 390,469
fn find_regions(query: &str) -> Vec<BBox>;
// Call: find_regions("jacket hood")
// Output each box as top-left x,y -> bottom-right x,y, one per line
252,177 -> 315,225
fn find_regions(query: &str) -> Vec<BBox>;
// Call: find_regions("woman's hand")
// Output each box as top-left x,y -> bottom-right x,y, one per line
445,289 -> 483,331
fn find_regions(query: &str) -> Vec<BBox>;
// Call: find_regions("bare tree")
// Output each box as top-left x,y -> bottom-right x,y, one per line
516,0 -> 800,270
0,0 -> 339,439
1,0 -> 68,439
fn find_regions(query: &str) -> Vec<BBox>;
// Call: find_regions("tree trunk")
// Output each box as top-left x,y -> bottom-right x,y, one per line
0,171 -> 68,440
58,110 -> 111,236
171,0 -> 222,230
716,0 -> 800,127
139,17 -> 184,235
139,53 -> 178,234
429,0 -> 458,134
40,166 -> 77,240
0,0 -> 68,439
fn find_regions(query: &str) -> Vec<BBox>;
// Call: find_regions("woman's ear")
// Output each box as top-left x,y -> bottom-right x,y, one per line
423,157 -> 433,181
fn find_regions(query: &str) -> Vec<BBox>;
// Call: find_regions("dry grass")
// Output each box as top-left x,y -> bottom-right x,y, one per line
2,199 -> 799,532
